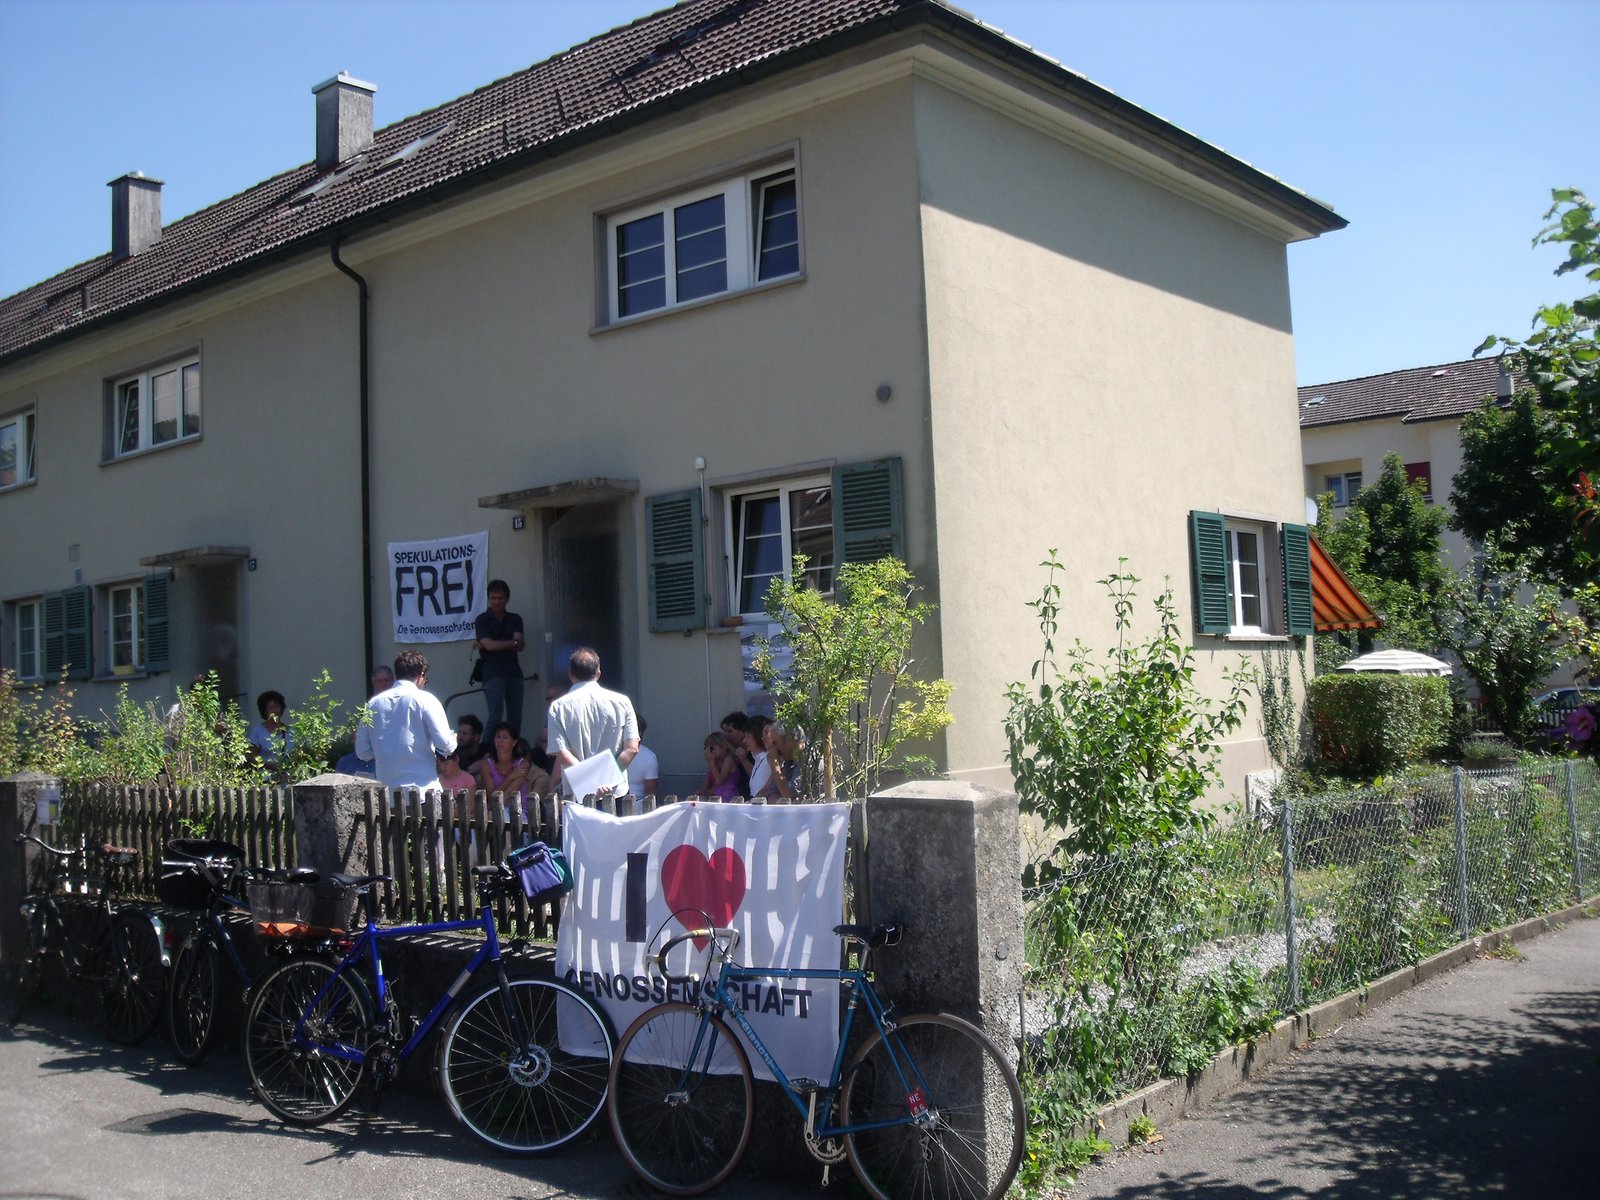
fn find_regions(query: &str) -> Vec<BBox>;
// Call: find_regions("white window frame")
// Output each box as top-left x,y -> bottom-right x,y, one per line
0,409 -> 35,490
1226,519 -> 1268,637
111,354 -> 201,458
722,473 -> 835,620
10,598 -> 42,680
604,164 -> 799,323
1324,471 -> 1361,507
105,580 -> 145,672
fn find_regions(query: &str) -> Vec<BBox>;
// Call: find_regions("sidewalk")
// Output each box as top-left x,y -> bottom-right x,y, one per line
1067,913 -> 1600,1198
0,1008 -> 824,1199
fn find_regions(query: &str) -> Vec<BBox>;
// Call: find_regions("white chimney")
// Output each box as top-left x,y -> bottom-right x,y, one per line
312,72 -> 376,171
109,172 -> 163,261
1496,359 -> 1514,400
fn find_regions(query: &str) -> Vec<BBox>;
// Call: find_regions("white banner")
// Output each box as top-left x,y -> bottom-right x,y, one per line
557,801 -> 850,1081
387,531 -> 487,643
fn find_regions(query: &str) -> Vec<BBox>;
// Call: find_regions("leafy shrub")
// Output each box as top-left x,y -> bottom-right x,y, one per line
1308,673 -> 1451,776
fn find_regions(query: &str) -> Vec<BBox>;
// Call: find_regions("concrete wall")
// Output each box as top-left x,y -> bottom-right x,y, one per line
912,73 -> 1306,801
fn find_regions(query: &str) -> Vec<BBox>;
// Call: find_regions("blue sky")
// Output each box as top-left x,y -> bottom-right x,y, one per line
1,0 -> 1593,385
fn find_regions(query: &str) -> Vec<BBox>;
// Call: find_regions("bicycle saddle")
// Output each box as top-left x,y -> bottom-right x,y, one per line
833,923 -> 904,948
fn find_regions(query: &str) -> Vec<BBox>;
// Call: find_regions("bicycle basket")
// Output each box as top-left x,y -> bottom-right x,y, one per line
159,838 -> 247,908
246,877 -> 360,939
506,841 -> 572,908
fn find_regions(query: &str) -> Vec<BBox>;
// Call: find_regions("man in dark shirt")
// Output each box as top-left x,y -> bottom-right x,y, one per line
474,579 -> 526,738
455,713 -> 488,772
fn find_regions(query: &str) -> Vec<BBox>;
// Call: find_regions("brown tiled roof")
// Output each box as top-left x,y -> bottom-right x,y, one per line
1297,356 -> 1522,428
0,0 -> 1344,368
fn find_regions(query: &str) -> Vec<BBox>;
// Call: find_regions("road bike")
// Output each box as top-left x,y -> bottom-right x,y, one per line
10,834 -> 168,1044
607,920 -> 1024,1199
240,857 -> 613,1154
161,838 -> 336,1065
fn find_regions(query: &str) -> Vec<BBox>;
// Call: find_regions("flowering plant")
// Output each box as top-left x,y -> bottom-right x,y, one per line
1565,701 -> 1599,756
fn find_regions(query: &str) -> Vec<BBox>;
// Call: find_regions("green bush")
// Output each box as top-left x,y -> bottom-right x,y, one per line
1308,673 -> 1451,776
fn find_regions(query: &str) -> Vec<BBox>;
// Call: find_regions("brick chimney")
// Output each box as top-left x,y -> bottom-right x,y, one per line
313,72 -> 376,171
109,172 -> 163,261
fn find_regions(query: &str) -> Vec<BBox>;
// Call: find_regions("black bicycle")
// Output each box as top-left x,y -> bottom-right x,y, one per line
10,833 -> 168,1043
161,838 -> 336,1065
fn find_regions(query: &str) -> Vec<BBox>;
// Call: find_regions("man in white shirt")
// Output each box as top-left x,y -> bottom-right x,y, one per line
626,716 -> 661,798
355,651 -> 455,793
547,647 -> 639,797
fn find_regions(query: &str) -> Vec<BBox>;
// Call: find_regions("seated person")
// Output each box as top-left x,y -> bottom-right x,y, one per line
627,716 -> 661,798
474,721 -> 551,820
437,747 -> 478,795
247,690 -> 292,770
455,714 -> 488,772
700,731 -> 746,800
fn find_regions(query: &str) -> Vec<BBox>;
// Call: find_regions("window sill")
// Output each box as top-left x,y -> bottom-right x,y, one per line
1221,632 -> 1293,644
591,273 -> 803,335
0,478 -> 37,495
101,435 -> 201,466
92,671 -> 151,683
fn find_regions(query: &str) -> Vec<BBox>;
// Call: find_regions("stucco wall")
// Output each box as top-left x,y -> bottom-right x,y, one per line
912,75 -> 1307,803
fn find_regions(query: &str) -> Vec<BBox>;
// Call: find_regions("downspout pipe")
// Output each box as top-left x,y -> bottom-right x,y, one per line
330,238 -> 375,686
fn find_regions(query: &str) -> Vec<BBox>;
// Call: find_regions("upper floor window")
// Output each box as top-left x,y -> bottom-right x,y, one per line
1324,471 -> 1361,507
606,164 -> 799,322
113,355 -> 200,457
0,409 -> 35,490
1404,460 -> 1433,501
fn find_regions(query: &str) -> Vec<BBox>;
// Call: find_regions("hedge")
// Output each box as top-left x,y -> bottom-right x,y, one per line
1308,673 -> 1452,776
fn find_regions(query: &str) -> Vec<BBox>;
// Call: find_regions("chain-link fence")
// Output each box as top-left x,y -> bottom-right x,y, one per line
1019,759 -> 1600,1128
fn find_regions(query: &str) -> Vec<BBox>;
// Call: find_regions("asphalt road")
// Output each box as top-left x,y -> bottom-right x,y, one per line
0,1003 -> 824,1200
1068,914 -> 1600,1199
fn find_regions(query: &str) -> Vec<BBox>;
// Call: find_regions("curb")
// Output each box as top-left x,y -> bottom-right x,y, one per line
1088,897 -> 1600,1147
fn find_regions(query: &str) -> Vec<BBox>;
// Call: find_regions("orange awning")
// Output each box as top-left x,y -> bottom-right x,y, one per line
1311,535 -> 1381,632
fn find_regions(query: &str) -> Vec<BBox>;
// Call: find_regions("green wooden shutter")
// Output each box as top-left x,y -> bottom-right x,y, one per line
833,457 -> 904,566
43,586 -> 93,679
1281,523 -> 1313,637
143,572 -> 172,672
646,490 -> 705,633
1189,511 -> 1231,636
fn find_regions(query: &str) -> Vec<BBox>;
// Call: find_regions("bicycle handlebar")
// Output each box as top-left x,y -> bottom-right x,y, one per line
653,927 -> 740,982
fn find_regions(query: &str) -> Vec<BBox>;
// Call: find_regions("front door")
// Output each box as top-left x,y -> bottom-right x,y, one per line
542,501 -> 627,693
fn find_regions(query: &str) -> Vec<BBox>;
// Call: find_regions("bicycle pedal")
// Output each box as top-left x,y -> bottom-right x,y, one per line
791,1077 -> 822,1094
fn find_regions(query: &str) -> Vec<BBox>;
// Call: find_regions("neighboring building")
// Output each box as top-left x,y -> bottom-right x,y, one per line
0,0 -> 1344,797
1298,355 -> 1518,572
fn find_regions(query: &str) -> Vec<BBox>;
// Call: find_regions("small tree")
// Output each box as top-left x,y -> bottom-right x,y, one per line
1003,555 -> 1250,881
1435,538 -> 1579,743
754,556 -> 953,798
281,669 -> 367,782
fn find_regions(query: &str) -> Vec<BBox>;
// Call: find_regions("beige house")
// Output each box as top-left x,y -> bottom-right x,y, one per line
0,0 -> 1343,797
1299,355 -> 1517,574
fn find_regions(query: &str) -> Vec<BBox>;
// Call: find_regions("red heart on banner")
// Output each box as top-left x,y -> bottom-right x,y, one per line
661,845 -> 747,949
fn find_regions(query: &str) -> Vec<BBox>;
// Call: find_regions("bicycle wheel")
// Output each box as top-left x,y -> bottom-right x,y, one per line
167,932 -> 221,1065
243,958 -> 372,1126
436,977 -> 613,1154
8,904 -> 50,1026
841,1012 -> 1024,1200
101,913 -> 166,1045
607,1003 -> 754,1195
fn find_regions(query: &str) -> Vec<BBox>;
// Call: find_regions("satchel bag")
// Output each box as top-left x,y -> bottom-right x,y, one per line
508,841 -> 573,907
469,657 -> 484,685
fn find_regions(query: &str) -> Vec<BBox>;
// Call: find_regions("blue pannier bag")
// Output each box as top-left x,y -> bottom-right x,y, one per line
508,841 -> 573,907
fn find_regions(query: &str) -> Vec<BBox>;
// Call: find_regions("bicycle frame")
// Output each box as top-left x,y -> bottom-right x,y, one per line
693,959 -> 927,1141
290,896 -> 524,1069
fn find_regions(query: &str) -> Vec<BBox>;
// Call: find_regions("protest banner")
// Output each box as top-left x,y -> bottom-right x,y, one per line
388,531 -> 487,643
557,801 -> 850,1080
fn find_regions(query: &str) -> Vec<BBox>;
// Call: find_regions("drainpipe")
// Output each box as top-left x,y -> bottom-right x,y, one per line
330,238 -> 375,684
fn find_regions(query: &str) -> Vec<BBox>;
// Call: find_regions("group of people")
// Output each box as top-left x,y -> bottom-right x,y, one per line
327,577 -> 802,805
700,711 -> 802,800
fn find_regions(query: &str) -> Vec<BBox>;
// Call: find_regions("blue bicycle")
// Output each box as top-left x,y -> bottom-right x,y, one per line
240,859 -> 613,1154
606,921 -> 1025,1199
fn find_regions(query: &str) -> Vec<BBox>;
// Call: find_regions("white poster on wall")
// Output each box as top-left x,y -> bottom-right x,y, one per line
387,531 -> 488,643
557,800 -> 850,1081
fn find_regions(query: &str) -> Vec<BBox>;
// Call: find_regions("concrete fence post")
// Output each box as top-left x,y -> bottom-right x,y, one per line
861,781 -> 1024,1053
291,774 -> 380,878
2,772 -> 61,976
